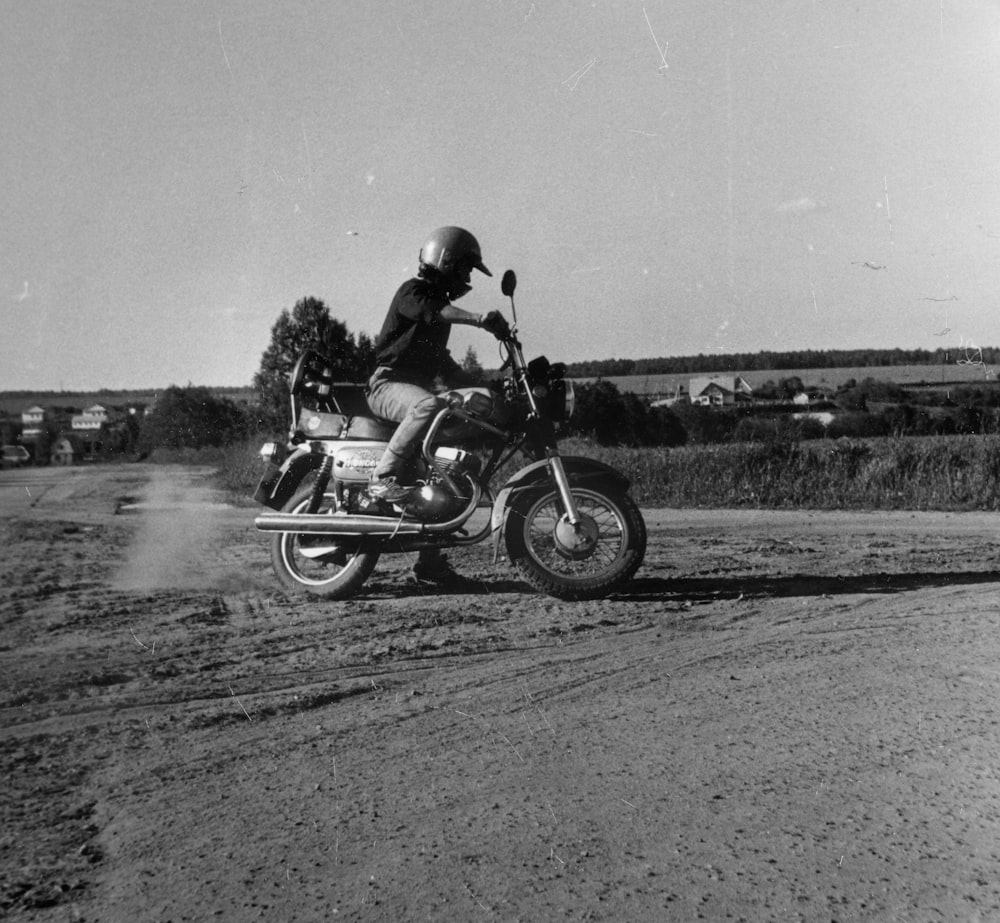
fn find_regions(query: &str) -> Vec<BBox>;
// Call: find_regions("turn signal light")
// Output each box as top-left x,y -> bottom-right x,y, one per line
258,442 -> 283,465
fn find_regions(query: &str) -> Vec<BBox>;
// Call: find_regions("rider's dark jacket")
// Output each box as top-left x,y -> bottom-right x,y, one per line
374,278 -> 464,387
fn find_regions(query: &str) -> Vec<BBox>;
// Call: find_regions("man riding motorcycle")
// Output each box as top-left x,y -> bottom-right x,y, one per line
254,260 -> 648,601
366,226 -> 509,583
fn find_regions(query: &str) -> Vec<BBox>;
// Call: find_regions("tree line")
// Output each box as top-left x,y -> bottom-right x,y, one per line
566,346 -> 1000,379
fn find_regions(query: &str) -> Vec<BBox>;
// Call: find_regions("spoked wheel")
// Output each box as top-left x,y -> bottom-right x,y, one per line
504,483 -> 646,600
270,486 -> 379,599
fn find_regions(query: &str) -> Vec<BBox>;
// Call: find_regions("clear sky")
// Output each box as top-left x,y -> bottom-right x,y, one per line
3,0 -> 999,390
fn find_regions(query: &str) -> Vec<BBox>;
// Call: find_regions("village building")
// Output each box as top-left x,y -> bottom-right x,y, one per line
71,404 -> 111,431
10,402 -> 138,464
21,405 -> 46,438
688,375 -> 754,406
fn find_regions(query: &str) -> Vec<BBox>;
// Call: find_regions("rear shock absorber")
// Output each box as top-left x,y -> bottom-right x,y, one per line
306,455 -> 334,514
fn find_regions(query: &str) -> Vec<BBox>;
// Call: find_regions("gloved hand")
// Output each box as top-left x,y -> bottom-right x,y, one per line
481,310 -> 511,340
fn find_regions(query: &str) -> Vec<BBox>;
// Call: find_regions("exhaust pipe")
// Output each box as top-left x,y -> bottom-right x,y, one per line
255,512 -> 426,536
255,483 -> 483,537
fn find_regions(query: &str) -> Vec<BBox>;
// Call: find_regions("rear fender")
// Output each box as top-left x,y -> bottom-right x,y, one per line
489,456 -> 630,561
254,445 -> 328,510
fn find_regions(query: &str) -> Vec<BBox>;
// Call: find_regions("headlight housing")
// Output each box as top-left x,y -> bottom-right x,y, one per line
526,355 -> 573,425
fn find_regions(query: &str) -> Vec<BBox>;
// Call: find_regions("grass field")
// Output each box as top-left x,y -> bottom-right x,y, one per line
208,432 -> 1000,513
562,435 -> 1000,510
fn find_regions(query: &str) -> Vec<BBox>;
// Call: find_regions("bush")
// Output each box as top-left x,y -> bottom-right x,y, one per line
140,385 -> 249,451
569,381 -> 685,447
209,437 -> 270,498
836,377 -> 907,411
670,402 -> 739,444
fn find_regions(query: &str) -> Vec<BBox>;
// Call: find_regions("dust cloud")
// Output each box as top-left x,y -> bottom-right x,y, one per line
111,465 -> 257,593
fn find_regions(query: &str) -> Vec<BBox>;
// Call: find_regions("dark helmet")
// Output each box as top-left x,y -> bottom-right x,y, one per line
419,226 -> 492,280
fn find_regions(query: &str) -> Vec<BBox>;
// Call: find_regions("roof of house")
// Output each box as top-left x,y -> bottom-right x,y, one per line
690,375 -> 753,397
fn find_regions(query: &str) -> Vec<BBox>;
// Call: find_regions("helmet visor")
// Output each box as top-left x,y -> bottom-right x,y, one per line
464,254 -> 491,277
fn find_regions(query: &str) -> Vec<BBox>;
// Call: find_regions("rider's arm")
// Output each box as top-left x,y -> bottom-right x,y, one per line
437,304 -> 485,328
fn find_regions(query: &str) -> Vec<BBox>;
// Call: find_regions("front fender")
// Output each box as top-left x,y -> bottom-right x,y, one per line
254,445 -> 327,510
489,455 -> 631,561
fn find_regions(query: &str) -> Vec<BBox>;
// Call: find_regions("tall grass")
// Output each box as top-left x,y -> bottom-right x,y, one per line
199,434 -> 1000,511
558,435 -> 1000,510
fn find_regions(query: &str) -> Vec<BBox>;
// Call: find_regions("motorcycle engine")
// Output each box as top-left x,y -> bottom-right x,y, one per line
404,447 -> 478,522
432,446 -> 480,477
405,484 -> 462,522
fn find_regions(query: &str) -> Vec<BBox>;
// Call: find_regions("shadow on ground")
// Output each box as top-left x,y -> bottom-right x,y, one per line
615,570 -> 1000,603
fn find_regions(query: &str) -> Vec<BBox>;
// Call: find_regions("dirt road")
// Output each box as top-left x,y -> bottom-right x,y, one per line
2,464 -> 999,921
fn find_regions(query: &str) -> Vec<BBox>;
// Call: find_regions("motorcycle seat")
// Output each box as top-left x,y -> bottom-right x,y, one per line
295,383 -> 397,441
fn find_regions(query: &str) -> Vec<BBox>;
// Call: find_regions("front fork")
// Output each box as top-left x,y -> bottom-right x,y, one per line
546,449 -> 581,526
507,333 -> 581,528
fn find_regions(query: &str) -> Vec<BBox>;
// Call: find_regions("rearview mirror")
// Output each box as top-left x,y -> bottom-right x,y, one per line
501,270 -> 517,297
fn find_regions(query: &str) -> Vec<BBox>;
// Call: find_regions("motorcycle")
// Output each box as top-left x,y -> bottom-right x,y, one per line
253,270 -> 646,600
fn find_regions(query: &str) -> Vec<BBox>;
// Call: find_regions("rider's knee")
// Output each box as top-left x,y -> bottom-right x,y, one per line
411,394 -> 447,419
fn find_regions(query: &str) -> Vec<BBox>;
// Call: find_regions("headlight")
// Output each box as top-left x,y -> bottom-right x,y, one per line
463,390 -> 494,418
445,388 -> 496,419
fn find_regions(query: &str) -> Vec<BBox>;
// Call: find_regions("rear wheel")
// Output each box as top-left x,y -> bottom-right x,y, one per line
504,483 -> 646,600
270,486 -> 379,599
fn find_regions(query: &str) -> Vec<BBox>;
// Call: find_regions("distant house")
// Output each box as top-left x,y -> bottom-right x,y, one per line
21,405 -> 45,437
689,376 -> 753,406
71,404 -> 111,430
68,405 -> 120,458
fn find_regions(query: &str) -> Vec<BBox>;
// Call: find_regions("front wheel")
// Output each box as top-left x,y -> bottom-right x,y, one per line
503,483 -> 646,600
270,486 -> 379,600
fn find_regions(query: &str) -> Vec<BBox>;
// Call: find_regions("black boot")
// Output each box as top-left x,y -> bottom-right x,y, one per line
412,553 -> 473,587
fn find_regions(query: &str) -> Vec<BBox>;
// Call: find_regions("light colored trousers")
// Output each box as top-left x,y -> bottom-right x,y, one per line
366,367 -> 448,480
